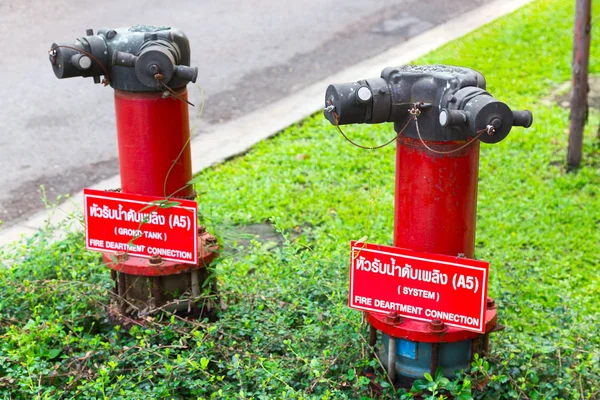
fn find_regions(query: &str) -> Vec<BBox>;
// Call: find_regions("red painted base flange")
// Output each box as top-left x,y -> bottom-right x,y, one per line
102,231 -> 219,276
367,300 -> 497,343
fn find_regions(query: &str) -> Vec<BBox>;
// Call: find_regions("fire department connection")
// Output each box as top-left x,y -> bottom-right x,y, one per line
49,26 -> 219,322
324,65 -> 532,385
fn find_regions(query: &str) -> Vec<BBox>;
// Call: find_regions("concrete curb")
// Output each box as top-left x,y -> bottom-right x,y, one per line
0,0 -> 533,248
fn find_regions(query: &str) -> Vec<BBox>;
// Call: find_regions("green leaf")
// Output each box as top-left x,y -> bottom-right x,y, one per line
47,349 -> 61,360
411,379 -> 429,391
200,357 -> 210,370
347,368 -> 356,381
434,366 -> 444,381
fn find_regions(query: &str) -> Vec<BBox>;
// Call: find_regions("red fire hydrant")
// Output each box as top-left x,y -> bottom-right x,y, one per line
324,65 -> 532,384
49,26 -> 219,322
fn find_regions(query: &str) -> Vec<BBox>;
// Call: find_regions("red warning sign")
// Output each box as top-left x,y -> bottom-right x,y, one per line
348,241 -> 489,333
84,189 -> 198,264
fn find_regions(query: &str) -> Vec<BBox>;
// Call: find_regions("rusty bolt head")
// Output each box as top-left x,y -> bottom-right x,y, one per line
487,298 -> 496,309
115,251 -> 128,262
428,319 -> 446,333
205,235 -> 218,245
148,255 -> 163,266
385,311 -> 402,325
198,225 -> 206,234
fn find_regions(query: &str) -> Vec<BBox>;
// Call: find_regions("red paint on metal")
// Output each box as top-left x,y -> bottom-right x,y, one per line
102,232 -> 219,276
366,307 -> 497,343
394,136 -> 480,258
371,134 -> 495,339
348,241 -> 489,333
114,89 -> 194,198
84,189 -> 198,264
94,89 -> 215,278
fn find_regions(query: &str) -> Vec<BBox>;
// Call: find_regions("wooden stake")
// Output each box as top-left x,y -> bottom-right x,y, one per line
568,0 -> 592,169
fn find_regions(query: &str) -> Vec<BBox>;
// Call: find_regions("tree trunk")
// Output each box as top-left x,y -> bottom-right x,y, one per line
567,0 -> 592,169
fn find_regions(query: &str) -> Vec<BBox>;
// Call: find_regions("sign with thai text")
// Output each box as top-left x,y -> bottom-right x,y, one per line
349,241 -> 489,333
84,189 -> 198,264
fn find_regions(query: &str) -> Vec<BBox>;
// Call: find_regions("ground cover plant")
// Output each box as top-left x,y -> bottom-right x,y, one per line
1,0 -> 600,398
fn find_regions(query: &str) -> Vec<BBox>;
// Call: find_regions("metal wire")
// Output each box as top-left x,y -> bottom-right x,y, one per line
155,73 -> 195,107
414,118 -> 493,155
332,108 -> 414,150
333,101 -> 494,155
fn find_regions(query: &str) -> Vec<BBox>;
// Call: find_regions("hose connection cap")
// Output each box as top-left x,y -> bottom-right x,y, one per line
324,77 -> 391,125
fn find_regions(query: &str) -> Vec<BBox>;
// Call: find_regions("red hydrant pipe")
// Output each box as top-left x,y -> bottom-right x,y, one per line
368,137 -> 495,345
394,137 -> 479,258
114,89 -> 194,198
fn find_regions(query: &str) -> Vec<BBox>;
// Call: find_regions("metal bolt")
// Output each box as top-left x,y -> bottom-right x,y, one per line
429,319 -> 446,333
148,255 -> 163,266
205,236 -> 218,245
487,298 -> 496,309
148,64 -> 159,75
115,251 -> 128,262
385,311 -> 402,325
106,29 -> 117,39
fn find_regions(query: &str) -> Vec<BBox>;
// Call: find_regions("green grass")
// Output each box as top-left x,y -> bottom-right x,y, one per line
1,0 -> 600,398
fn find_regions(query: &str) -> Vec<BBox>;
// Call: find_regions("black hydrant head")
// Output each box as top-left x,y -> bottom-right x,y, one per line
324,65 -> 532,143
49,25 -> 197,92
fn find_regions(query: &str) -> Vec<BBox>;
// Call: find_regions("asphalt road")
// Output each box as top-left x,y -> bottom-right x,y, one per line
0,0 -> 488,227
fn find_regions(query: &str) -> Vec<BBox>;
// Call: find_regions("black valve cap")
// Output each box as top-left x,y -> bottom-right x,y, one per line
324,78 -> 392,125
50,42 -> 86,79
135,46 -> 176,87
464,95 -> 514,144
512,110 -> 533,128
324,82 -> 371,125
50,36 -> 108,82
